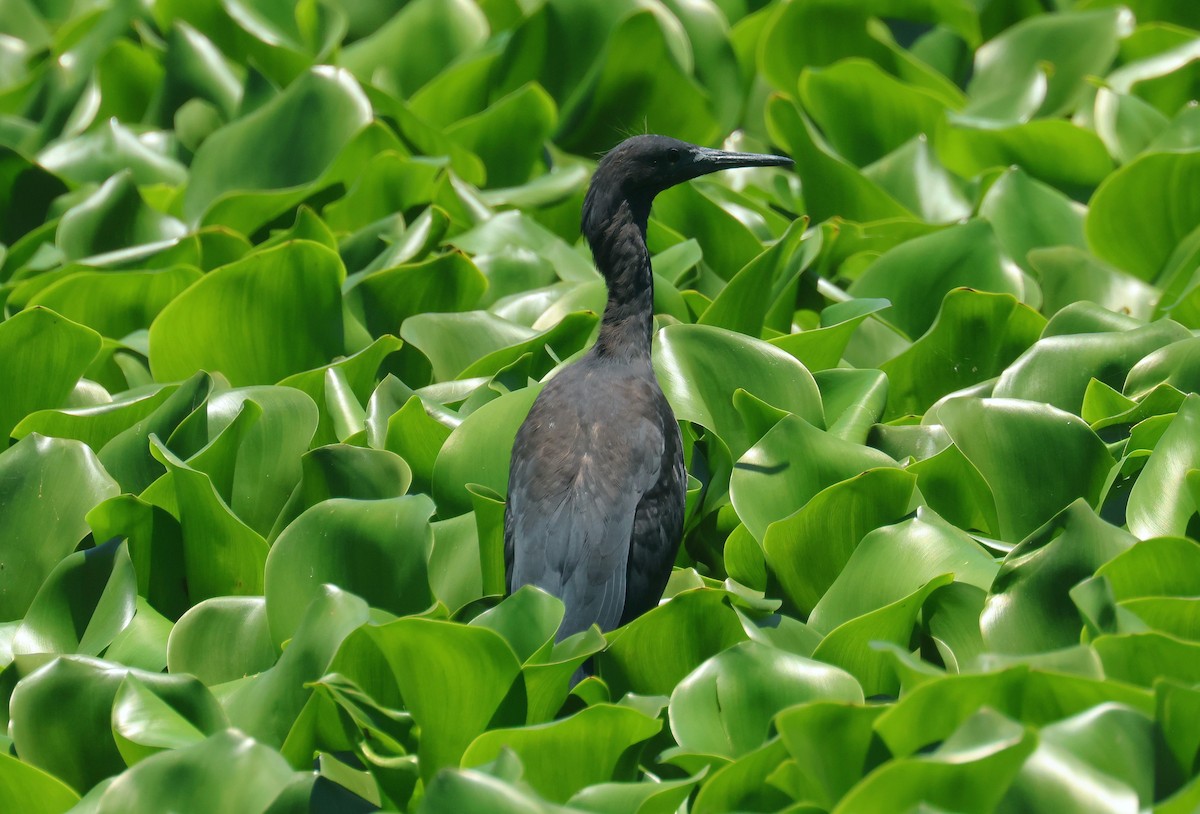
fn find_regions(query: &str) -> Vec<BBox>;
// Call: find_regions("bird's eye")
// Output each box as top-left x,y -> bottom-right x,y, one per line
667,148 -> 680,163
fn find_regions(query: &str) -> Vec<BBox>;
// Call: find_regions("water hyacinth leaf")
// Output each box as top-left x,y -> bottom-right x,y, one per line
993,319 -> 1189,414
0,751 -> 80,814
698,219 -> 807,337
110,671 -> 228,764
26,265 -> 203,339
765,97 -> 911,224
669,641 -> 863,760
420,761 -> 571,814
148,439 -> 268,602
810,511 -> 998,634
270,444 -> 413,539
1088,149 -> 1200,281
1028,246 -> 1159,319
399,311 -> 536,383
799,57 -> 950,167
432,383 -> 541,516
340,0 -> 488,98
982,500 -> 1136,654
567,771 -> 701,814
1125,336 -> 1200,399
148,241 -> 345,386
0,307 -> 102,440
56,172 -> 187,263
655,324 -> 824,460
962,8 -> 1127,122
1097,536 -> 1200,600
812,573 -> 953,696
264,495 -> 436,647
850,219 -> 1024,340
730,414 -> 896,543
96,370 -> 213,494
880,289 -> 1044,420
936,118 -> 1114,190
347,252 -> 487,339
763,467 -> 917,616
91,729 -> 297,814
652,182 -> 775,282
939,398 -> 1114,542
774,703 -> 885,811
978,166 -> 1087,271
165,597 -> 276,686
445,83 -> 556,188
9,656 -> 132,792
104,596 -> 173,672
194,386 -> 319,537
861,135 -> 974,224
462,704 -> 661,802
182,66 -> 371,227
224,586 -> 369,746
0,435 -> 119,621
555,10 -> 720,154
598,588 -> 749,697
769,298 -> 890,373
469,585 -> 564,664
690,737 -> 792,814
1127,395 -> 1200,539
833,709 -> 1035,814
364,617 -> 522,782
12,537 -> 136,658
14,384 -> 178,451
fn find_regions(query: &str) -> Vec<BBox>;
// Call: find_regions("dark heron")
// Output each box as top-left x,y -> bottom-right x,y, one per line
504,135 -> 793,647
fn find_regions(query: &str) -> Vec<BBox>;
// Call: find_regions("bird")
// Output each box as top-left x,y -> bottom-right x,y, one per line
503,135 -> 793,651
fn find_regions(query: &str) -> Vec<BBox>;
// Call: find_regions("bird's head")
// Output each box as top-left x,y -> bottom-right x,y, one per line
581,135 -> 792,240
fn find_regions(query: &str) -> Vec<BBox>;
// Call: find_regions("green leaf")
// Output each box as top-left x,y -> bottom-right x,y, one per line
347,252 -> 487,339
811,510 -> 997,633
0,751 -> 80,814
850,220 -> 1025,339
669,641 -> 862,760
13,538 -> 136,657
730,414 -> 896,542
183,67 -> 372,229
10,656 -> 130,792
1128,394 -> 1200,538
166,596 -> 277,686
224,586 -> 369,746
982,500 -> 1135,654
149,241 -> 345,386
265,496 -> 436,647
1087,149 -> 1200,280
993,318 -> 1189,414
979,166 -> 1087,271
445,83 -> 556,188
763,468 -> 917,616
148,438 -> 268,603
111,671 -> 228,764
800,58 -> 951,167
813,573 -> 953,696
462,705 -> 661,803
1028,246 -> 1159,320
774,702 -> 886,811
92,729 -> 297,814
766,96 -> 911,224
26,265 -> 202,339
833,708 -> 1035,814
938,398 -> 1114,542
0,435 -> 119,621
341,0 -> 488,98
655,324 -> 824,460
0,307 -> 102,440
363,617 -> 522,782
961,8 -> 1127,122
56,172 -> 186,263
598,588 -> 748,697
881,289 -> 1044,419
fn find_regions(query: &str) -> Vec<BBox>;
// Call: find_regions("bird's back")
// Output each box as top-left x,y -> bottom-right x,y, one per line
504,356 -> 685,640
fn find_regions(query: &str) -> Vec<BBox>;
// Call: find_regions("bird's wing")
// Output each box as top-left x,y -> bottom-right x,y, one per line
506,407 -> 664,639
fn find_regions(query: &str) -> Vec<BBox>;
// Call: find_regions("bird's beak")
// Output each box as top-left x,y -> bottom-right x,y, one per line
687,146 -> 793,179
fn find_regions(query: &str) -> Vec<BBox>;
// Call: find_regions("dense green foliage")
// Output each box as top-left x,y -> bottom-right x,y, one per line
2,0 -> 1200,811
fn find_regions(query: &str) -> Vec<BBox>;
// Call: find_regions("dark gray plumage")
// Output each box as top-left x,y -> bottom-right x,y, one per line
504,135 -> 793,644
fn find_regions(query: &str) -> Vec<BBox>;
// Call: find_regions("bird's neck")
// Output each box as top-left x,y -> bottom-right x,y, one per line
587,199 -> 654,362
